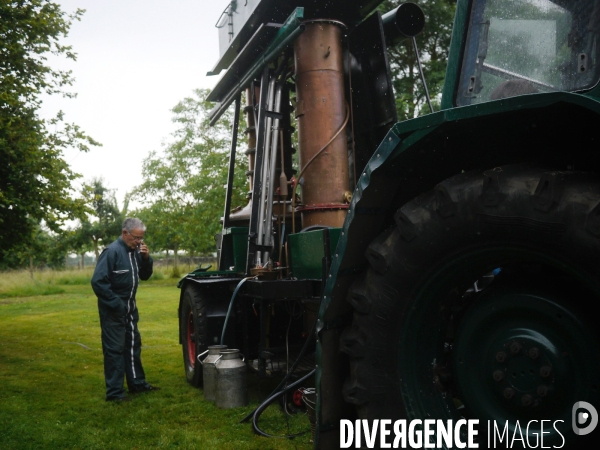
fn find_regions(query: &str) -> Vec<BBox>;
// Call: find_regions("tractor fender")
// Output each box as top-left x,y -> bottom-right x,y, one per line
315,91 -> 600,448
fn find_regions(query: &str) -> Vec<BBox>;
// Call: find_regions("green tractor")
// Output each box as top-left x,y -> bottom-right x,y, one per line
178,0 -> 600,447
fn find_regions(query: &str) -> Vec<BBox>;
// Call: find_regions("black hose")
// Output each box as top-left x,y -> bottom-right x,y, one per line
252,368 -> 316,439
240,314 -> 317,423
220,276 -> 254,346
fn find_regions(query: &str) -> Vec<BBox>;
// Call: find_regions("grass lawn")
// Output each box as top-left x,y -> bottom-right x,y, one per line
0,272 -> 313,449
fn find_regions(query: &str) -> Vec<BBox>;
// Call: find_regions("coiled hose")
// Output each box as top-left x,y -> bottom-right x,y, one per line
240,314 -> 317,424
251,368 -> 316,439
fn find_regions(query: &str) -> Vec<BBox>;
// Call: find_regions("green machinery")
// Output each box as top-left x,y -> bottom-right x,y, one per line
178,0 -> 600,447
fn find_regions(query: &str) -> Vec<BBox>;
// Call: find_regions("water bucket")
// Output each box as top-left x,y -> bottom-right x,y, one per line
215,349 -> 248,409
198,345 -> 227,402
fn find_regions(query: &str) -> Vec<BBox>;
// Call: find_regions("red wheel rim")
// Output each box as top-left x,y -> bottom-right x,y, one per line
186,311 -> 196,369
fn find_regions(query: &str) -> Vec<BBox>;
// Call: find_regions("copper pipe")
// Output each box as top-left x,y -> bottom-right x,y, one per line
278,130 -> 287,269
244,85 -> 260,192
294,20 -> 350,229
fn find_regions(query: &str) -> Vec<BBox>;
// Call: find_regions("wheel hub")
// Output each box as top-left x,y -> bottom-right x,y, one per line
451,281 -> 593,430
492,336 -> 556,408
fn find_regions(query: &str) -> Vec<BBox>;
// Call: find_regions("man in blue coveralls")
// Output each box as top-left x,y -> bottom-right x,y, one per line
91,217 -> 159,402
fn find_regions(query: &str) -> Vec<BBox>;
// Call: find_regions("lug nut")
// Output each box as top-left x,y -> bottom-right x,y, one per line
537,385 -> 548,397
503,387 -> 515,399
510,341 -> 522,354
522,394 -> 533,406
540,366 -> 552,378
528,347 -> 540,359
493,370 -> 505,381
496,351 -> 507,362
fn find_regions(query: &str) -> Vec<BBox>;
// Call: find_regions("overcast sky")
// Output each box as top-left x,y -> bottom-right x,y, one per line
41,0 -> 230,207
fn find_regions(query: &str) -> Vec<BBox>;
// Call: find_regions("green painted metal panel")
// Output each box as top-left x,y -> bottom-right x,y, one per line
289,228 -> 341,280
217,226 -> 249,274
441,0 -> 470,110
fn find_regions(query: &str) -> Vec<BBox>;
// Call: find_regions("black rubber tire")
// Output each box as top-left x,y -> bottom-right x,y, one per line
341,165 -> 600,448
181,284 -> 208,387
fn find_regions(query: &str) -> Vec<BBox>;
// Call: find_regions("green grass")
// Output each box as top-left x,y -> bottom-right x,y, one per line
0,271 -> 313,449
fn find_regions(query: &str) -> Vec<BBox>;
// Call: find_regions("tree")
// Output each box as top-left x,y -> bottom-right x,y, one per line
0,1 -> 99,262
0,220 -> 70,272
67,221 -> 93,269
81,178 -> 123,259
378,0 -> 457,119
133,89 -> 247,257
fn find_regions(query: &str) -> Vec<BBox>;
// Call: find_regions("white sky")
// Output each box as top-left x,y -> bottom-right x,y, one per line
40,0 -> 231,207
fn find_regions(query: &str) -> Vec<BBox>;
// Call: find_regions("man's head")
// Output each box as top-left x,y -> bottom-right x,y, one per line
121,218 -> 146,250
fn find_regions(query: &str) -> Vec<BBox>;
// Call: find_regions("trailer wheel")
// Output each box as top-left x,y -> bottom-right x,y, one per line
341,165 -> 600,447
181,284 -> 208,387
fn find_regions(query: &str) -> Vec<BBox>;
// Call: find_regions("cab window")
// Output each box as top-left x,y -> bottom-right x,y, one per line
457,0 -> 600,105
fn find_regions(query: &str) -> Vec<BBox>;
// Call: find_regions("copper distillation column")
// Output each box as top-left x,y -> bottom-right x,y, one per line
294,21 -> 350,229
244,86 -> 259,194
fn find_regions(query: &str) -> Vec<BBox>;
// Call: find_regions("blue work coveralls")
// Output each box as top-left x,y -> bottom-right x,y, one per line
91,237 -> 153,400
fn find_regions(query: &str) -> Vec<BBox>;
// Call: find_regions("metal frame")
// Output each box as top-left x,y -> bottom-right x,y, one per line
246,68 -> 272,275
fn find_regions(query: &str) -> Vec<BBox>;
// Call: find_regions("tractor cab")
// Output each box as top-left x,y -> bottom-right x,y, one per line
456,0 -> 600,105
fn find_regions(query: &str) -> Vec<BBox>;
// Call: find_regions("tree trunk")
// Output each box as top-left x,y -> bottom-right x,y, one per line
188,250 -> 195,270
93,239 -> 100,260
29,256 -> 34,279
81,253 -> 85,270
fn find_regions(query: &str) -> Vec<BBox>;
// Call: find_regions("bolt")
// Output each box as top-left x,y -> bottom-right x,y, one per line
537,385 -> 549,397
529,347 -> 540,359
496,351 -> 507,362
510,341 -> 522,354
522,394 -> 533,406
503,387 -> 515,399
493,370 -> 505,381
540,366 -> 552,378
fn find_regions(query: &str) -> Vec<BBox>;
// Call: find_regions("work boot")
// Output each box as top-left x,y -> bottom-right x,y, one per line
129,384 -> 161,394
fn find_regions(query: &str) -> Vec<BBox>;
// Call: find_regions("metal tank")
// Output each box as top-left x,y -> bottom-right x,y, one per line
215,349 -> 248,409
199,344 -> 227,403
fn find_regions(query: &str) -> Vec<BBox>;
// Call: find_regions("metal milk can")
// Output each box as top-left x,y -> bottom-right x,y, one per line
198,344 -> 227,403
215,349 -> 248,409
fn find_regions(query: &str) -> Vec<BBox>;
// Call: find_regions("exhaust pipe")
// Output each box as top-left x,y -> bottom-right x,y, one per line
382,2 -> 425,46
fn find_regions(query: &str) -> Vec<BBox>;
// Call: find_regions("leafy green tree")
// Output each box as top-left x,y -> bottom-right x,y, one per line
378,0 -> 457,119
0,221 -> 69,272
81,178 -> 123,259
0,0 -> 100,262
133,89 -> 247,256
68,221 -> 94,269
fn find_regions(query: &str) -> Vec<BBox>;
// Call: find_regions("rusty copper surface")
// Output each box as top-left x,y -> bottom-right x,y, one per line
294,21 -> 350,229
301,209 -> 348,229
244,86 -> 260,191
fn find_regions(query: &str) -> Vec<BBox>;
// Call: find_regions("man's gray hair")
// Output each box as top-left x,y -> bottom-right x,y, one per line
122,218 -> 146,233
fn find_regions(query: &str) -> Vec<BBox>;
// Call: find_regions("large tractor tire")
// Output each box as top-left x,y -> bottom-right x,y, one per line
181,284 -> 208,387
341,165 -> 600,448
